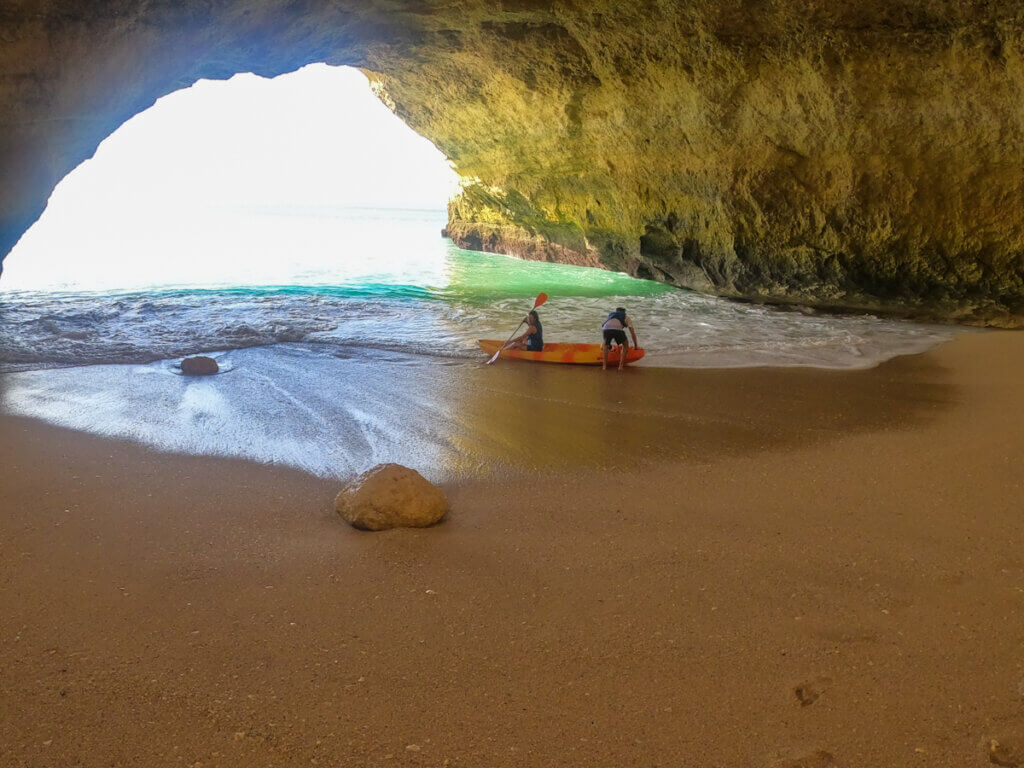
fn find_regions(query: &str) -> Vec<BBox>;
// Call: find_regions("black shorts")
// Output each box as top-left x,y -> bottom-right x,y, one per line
603,329 -> 627,346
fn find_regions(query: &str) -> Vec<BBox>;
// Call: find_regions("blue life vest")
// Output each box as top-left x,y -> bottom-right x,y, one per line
604,310 -> 627,329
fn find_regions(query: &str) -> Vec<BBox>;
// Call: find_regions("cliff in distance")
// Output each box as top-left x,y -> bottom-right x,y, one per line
2,2 -> 1023,324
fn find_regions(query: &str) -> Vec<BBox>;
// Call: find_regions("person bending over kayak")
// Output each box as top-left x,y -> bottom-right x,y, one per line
601,306 -> 638,370
506,310 -> 544,352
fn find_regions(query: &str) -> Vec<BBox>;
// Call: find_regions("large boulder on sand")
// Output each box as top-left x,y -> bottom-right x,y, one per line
181,355 -> 219,375
335,463 -> 447,531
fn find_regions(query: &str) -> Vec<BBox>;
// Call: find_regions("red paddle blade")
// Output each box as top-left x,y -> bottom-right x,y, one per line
534,292 -> 549,308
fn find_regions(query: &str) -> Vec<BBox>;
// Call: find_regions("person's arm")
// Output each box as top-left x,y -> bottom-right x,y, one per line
507,323 -> 537,346
626,317 -> 639,347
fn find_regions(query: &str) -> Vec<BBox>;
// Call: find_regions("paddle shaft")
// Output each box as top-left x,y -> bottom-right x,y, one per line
486,292 -> 548,365
487,319 -> 526,364
500,320 -> 527,348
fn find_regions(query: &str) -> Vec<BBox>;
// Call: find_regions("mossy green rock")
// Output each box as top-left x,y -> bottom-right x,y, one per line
1,2 -> 1023,324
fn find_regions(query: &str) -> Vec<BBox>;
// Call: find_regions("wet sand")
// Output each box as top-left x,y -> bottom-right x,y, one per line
2,331 -> 1023,767
0,340 -> 957,481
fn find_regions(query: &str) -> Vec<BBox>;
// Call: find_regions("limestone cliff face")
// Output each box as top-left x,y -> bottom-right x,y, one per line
2,2 -> 1023,324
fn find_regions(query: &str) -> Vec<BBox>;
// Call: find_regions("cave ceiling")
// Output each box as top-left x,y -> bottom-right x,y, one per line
2,1 -> 1023,323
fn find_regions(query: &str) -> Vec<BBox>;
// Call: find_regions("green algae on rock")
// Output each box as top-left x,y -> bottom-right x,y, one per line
1,2 -> 1023,324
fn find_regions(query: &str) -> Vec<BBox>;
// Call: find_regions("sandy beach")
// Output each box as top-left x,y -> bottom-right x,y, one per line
2,331 -> 1023,767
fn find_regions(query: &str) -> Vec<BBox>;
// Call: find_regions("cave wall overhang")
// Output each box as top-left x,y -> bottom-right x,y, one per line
2,1 -> 1024,325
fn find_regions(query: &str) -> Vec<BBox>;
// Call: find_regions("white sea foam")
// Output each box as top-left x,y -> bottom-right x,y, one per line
0,205 -> 969,481
0,205 -> 963,372
0,252 -> 962,373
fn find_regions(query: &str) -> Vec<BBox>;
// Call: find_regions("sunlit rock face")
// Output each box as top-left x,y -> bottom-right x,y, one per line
2,2 -> 1023,324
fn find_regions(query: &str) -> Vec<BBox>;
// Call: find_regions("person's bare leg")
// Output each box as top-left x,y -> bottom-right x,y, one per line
601,343 -> 608,370
619,340 -> 628,371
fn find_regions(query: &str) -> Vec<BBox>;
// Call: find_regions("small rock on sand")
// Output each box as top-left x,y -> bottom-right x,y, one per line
989,732 -> 1024,767
335,463 -> 447,531
180,356 -> 219,376
793,676 -> 832,707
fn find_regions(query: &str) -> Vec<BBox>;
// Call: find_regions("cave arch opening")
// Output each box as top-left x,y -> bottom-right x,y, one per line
0,64 -> 461,292
0,48 -> 964,379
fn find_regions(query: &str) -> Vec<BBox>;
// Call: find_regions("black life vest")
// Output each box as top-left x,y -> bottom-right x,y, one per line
527,317 -> 543,350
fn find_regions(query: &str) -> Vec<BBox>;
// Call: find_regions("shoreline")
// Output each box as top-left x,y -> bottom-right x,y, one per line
0,317 -> 964,375
2,330 -> 1023,766
0,263 -> 963,376
0,335 -> 960,482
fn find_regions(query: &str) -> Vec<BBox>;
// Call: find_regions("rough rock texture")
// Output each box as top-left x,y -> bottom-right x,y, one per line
180,356 -> 219,376
334,463 -> 447,531
989,728 -> 1024,768
2,2 -> 1024,324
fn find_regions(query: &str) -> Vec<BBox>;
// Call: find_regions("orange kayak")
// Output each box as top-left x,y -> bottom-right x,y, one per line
478,340 -> 645,366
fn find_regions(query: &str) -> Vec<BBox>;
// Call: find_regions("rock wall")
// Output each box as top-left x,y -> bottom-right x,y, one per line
2,2 -> 1023,324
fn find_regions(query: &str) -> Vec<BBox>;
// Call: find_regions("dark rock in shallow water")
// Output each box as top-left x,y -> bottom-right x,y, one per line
180,356 -> 219,376
335,463 -> 447,531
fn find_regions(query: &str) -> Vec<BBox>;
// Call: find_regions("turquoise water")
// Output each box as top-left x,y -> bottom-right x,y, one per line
435,247 -> 674,302
0,204 -> 965,479
0,206 -> 958,371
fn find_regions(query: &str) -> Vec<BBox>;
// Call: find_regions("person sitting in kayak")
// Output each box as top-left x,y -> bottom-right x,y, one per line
601,306 -> 638,370
506,310 -> 544,352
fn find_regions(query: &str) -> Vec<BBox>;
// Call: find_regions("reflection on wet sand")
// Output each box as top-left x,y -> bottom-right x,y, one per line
0,344 -> 955,482
450,352 -> 954,476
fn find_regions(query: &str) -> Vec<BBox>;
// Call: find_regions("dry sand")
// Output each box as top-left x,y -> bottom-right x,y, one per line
2,331 -> 1023,767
